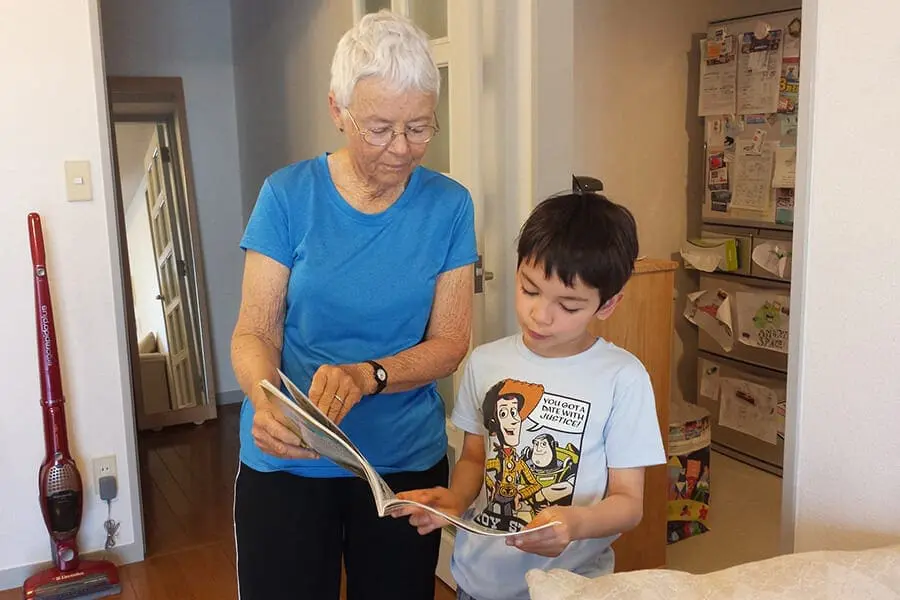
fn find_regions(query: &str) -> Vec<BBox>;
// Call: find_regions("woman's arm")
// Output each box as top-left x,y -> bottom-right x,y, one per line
374,262 -> 474,392
310,263 -> 474,419
231,250 -> 315,459
231,251 -> 286,397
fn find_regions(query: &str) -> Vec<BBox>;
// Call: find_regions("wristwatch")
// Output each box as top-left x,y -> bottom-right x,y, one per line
366,360 -> 388,395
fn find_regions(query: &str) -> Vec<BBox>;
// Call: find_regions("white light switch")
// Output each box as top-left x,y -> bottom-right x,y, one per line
64,160 -> 93,202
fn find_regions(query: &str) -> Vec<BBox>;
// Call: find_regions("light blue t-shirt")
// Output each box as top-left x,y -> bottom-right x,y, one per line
450,335 -> 666,600
238,153 -> 477,477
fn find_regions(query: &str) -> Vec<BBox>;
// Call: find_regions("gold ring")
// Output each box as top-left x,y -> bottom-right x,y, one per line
333,394 -> 344,404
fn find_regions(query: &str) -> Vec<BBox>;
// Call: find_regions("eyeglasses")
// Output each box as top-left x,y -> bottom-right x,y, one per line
345,110 -> 440,147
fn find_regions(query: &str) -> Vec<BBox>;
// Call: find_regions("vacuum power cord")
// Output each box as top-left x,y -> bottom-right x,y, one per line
99,475 -> 120,550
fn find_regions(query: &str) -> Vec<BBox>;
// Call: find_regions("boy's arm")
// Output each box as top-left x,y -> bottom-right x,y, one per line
395,432 -> 485,535
510,467 -> 645,557
571,467 -> 645,538
446,432 -> 487,511
514,365 -> 663,557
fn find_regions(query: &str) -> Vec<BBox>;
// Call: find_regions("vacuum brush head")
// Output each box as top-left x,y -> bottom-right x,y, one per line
25,560 -> 122,600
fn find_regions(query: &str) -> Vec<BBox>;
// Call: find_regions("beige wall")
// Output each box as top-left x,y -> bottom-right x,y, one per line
785,0 -> 900,552
0,0 -> 142,587
574,0 -> 798,406
101,0 -> 245,398
231,0 -> 353,222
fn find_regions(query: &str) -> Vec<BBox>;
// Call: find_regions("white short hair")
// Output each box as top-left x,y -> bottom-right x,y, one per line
330,10 -> 440,109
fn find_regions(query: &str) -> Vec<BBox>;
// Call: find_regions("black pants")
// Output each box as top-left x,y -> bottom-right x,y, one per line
234,458 -> 449,600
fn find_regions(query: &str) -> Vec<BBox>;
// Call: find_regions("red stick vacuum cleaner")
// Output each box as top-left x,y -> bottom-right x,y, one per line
23,213 -> 122,600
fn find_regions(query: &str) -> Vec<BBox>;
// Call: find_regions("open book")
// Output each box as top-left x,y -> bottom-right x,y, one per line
259,370 -> 558,538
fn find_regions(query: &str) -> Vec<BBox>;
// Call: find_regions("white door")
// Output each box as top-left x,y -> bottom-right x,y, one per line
354,0 -> 485,588
143,125 -> 204,411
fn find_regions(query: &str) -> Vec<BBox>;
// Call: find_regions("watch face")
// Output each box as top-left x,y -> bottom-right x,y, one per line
375,368 -> 387,382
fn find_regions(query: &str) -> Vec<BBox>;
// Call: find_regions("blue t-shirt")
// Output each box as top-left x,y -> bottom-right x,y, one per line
450,335 -> 666,600
238,153 -> 477,477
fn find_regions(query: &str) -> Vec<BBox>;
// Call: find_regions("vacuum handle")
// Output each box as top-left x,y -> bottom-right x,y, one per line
28,213 -> 65,407
28,212 -> 47,268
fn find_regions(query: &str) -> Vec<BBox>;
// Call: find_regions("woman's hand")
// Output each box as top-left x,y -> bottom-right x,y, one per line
393,487 -> 467,535
308,364 -> 367,424
506,506 -> 576,557
250,385 -> 318,460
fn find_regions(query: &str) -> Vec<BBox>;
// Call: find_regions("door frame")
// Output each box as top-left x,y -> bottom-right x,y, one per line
107,76 -> 219,429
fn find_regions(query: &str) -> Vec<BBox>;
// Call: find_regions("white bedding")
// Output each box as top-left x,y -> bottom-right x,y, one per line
526,544 -> 900,600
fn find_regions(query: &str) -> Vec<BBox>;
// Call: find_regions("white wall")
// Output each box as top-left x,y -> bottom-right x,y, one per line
480,0 -> 577,340
231,0 -> 353,221
125,178 -> 169,351
573,0 -> 797,405
100,0 -> 243,397
784,0 -> 900,552
0,0 -> 141,587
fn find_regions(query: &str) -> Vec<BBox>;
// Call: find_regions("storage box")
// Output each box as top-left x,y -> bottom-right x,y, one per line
680,238 -> 739,273
667,401 -> 712,544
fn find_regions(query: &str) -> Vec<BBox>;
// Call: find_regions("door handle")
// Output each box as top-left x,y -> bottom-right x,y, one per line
474,255 -> 493,294
156,294 -> 164,301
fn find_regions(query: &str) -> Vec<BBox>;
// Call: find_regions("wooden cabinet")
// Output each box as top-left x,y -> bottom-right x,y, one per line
588,258 -> 676,573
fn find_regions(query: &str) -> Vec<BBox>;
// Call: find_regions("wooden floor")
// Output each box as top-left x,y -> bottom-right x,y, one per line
1,404 -> 454,600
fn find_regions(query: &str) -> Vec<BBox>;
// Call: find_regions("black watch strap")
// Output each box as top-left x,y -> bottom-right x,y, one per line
366,360 -> 388,395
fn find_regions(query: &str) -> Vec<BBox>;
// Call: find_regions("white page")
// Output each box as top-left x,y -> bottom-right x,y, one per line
731,141 -> 775,211
735,291 -> 790,353
684,289 -> 734,352
772,146 -> 796,188
699,38 -> 737,116
719,377 -> 779,444
260,381 -> 373,482
737,30 -> 784,115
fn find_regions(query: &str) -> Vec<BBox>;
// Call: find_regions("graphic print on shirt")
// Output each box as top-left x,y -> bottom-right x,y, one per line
476,378 -> 589,533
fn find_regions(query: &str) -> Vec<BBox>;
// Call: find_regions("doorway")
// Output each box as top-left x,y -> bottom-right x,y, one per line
108,76 -> 218,434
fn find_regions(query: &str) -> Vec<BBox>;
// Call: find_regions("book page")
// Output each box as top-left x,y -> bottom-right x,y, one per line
278,370 -> 358,449
272,371 -> 395,511
383,498 -> 559,538
260,381 -> 372,481
265,375 -> 562,537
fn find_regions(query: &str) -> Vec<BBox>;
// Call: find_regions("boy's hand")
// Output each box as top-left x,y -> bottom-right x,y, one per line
507,506 -> 577,557
393,487 -> 466,535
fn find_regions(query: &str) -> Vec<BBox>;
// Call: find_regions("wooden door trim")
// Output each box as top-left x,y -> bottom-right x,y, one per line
107,76 -> 218,414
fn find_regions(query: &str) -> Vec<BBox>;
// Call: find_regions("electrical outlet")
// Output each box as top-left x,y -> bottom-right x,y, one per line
92,456 -> 117,495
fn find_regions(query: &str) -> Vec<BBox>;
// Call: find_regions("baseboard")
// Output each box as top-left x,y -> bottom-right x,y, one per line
216,389 -> 245,405
0,541 -> 143,592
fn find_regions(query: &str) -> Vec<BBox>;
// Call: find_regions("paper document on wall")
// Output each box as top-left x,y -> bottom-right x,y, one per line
778,57 -> 800,114
735,291 -> 790,353
719,377 -> 779,444
737,30 -> 784,114
699,360 -> 721,400
775,189 -> 794,225
751,242 -> 790,278
731,141 -> 775,211
706,117 -> 726,147
783,19 -> 802,59
708,149 -> 729,190
684,289 -> 734,352
699,38 -> 738,116
772,146 -> 796,188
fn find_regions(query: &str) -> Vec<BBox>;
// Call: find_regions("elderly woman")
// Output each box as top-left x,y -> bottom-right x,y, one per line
230,10 -> 476,600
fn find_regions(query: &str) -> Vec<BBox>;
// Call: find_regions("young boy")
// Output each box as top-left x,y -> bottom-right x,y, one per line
397,191 -> 666,600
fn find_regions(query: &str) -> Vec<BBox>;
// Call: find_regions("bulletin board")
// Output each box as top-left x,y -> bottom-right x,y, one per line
699,8 -> 802,228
